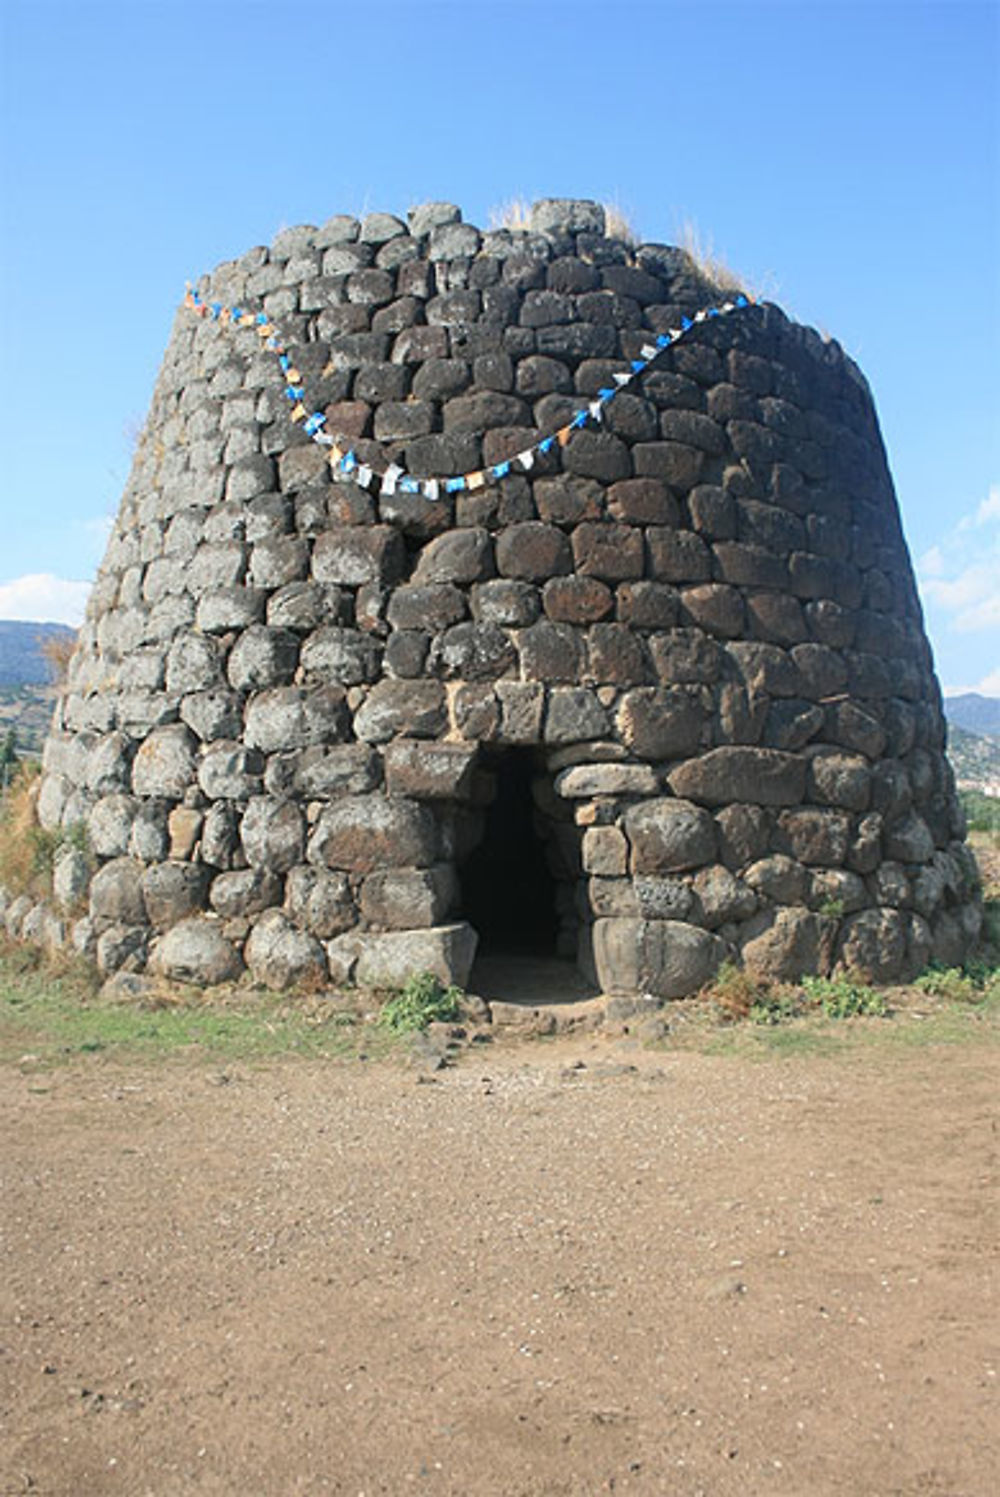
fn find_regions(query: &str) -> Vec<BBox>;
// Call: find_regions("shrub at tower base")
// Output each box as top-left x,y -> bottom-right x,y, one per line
6,199 -> 981,997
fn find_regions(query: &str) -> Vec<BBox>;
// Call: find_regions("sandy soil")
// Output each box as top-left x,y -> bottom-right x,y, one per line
1,1019 -> 997,1497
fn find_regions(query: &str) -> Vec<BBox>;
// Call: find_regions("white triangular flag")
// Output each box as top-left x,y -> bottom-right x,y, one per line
356,464 -> 373,489
517,449 -> 535,471
694,310 -> 708,322
588,400 -> 603,420
613,371 -> 632,386
641,344 -> 658,360
381,463 -> 402,496
423,478 -> 439,501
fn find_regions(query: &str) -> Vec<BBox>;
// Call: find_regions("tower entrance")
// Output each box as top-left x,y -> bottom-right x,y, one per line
459,748 -> 558,958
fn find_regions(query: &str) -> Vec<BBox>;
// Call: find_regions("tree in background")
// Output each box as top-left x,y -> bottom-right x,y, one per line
40,632 -> 75,686
0,728 -> 18,791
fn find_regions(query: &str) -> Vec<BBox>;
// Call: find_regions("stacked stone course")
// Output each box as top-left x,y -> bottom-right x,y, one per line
10,198 -> 980,995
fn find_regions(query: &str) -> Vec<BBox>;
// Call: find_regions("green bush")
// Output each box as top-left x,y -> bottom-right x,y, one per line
376,971 -> 463,1032
800,974 -> 887,1019
959,789 -> 1000,836
915,959 -> 999,1003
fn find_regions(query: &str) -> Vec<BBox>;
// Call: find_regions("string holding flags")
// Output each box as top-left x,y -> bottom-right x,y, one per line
183,280 -> 755,499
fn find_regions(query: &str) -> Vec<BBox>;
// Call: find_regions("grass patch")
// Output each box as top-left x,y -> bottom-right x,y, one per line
672,986 -> 1000,1061
0,943 -> 388,1069
676,956 -> 1000,1060
376,971 -> 462,1033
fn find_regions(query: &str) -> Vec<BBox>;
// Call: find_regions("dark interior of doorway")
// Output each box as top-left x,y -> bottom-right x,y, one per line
460,748 -> 558,959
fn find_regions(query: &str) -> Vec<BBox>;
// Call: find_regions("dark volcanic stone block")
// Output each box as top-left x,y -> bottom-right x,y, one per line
515,620 -> 585,682
563,431 -> 632,483
616,686 -> 704,759
586,623 -> 649,685
625,799 -> 717,873
572,522 -> 644,581
413,528 -> 495,584
384,740 -> 478,799
432,622 -> 517,679
353,681 -> 447,742
496,522 -> 572,581
616,582 -> 679,630
543,576 -> 614,624
668,747 -> 808,806
647,528 -> 712,583
633,442 -> 704,487
607,478 -> 679,526
308,795 -> 437,873
313,526 -> 405,586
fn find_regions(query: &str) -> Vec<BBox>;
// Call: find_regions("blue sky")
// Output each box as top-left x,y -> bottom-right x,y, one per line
0,0 -> 997,693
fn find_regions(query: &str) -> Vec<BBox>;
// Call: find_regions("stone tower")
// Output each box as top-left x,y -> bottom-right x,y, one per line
30,200 -> 980,994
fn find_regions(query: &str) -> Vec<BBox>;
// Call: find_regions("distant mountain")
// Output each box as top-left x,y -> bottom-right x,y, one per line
945,693 -> 1000,738
0,620 -> 77,688
947,724 -> 1000,795
0,683 -> 58,757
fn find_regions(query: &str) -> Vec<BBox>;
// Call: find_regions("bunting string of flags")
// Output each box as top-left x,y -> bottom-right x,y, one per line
182,282 -> 755,500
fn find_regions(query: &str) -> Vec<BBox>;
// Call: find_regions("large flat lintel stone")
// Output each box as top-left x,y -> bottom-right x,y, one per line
668,747 -> 807,807
555,763 -> 659,798
352,923 -> 478,989
384,740 -> 478,799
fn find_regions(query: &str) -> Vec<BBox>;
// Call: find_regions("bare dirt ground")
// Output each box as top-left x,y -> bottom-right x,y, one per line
2,1017 -> 997,1496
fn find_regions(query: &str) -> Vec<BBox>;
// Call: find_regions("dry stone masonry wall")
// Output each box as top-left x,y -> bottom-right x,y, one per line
13,198 -> 981,995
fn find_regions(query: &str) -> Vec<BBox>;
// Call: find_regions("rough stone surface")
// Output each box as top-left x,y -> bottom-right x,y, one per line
740,907 -> 831,981
245,910 -> 327,990
150,917 -> 244,986
352,923 -> 479,989
308,796 -> 436,873
20,199 -> 976,997
668,748 -> 807,807
625,799 -> 718,874
593,919 -> 726,998
836,907 -> 909,983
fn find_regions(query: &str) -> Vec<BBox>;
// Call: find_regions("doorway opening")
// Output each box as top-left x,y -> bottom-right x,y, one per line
457,746 -> 597,1005
460,748 -> 558,958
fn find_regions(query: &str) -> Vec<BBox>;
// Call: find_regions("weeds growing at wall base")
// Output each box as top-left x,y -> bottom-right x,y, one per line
704,956 -> 998,1033
376,971 -> 463,1032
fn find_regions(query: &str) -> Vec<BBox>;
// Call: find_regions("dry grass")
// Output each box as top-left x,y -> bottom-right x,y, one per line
602,199 -> 639,246
488,198 -> 639,244
705,959 -> 768,1021
0,765 -> 47,898
488,197 -> 533,232
674,217 -> 750,295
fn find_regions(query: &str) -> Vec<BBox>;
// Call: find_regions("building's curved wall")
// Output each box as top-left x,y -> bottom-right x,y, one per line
18,199 -> 980,993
